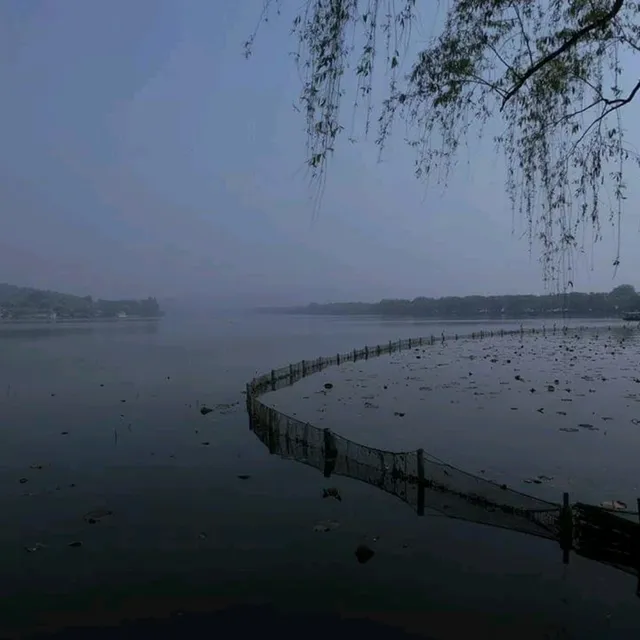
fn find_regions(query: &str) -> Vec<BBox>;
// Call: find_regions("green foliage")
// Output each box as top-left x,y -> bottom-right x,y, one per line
0,284 -> 162,319
284,284 -> 640,318
247,0 -> 640,284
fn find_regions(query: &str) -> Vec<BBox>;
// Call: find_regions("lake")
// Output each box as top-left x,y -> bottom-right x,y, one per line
1,313 -> 639,639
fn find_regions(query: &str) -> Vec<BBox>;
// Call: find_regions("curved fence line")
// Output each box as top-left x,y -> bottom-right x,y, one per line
245,325 -> 640,591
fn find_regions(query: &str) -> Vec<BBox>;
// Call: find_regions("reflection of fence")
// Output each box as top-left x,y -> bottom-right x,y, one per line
246,327 -> 640,592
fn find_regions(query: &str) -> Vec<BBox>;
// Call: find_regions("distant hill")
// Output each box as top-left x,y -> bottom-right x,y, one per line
0,283 -> 163,321
260,285 -> 640,320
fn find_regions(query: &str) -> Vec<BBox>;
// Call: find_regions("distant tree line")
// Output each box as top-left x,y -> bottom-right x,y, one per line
0,283 -> 162,320
273,285 -> 640,320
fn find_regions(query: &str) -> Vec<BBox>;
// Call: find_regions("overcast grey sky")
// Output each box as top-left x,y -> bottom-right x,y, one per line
1,0 -> 639,305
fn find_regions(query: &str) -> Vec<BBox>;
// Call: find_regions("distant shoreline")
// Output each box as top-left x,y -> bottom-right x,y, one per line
0,316 -> 162,325
257,309 -> 622,322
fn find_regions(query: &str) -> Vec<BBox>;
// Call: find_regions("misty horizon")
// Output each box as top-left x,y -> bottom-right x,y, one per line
2,1 -> 639,305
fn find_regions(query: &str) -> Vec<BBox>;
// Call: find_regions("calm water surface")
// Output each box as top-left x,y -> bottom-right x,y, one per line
1,313 -> 639,638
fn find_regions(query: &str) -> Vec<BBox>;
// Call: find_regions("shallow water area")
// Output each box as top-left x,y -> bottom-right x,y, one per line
262,325 -> 640,506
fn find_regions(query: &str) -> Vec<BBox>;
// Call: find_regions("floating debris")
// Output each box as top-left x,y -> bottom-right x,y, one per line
201,441 -> 210,446
559,427 -> 580,433
600,500 -> 628,511
313,520 -> 340,532
200,406 -> 213,415
18,478 -> 28,484
68,541 -> 83,548
355,544 -> 375,564
324,383 -> 334,390
393,411 -> 405,418
237,474 -> 250,480
24,543 -> 46,553
83,509 -> 113,524
322,487 -> 342,501
60,431 -> 69,436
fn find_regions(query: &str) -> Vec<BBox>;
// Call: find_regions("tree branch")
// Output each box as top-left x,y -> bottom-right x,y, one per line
511,2 -> 534,66
500,0 -> 625,110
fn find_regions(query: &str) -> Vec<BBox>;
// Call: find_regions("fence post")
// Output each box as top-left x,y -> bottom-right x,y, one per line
377,345 -> 381,356
389,340 -> 393,353
302,360 -> 307,377
416,448 -> 425,517
267,424 -> 278,455
336,353 -> 340,366
419,337 -> 423,346
353,348 -> 358,362
636,498 -> 640,598
270,369 -> 276,392
365,346 -> 369,360
323,428 -> 337,478
430,335 -> 434,345
560,491 -> 572,565
408,338 -> 412,349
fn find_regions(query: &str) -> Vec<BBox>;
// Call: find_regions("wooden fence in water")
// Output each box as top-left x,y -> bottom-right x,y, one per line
245,325 -> 640,592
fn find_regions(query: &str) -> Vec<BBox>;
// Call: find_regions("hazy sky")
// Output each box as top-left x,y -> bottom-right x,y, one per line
1,0 -> 639,305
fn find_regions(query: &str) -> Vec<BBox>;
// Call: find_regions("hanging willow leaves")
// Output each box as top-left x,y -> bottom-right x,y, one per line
245,0 -> 640,284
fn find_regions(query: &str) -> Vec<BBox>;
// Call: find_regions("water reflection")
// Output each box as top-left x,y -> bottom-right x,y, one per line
247,325 -> 640,598
249,408 -> 640,597
0,320 -> 160,340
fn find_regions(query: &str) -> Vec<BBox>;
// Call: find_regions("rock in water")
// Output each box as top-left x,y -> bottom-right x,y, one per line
355,544 -> 375,564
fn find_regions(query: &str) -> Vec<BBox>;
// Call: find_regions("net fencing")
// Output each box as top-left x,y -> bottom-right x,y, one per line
246,326 -> 639,576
